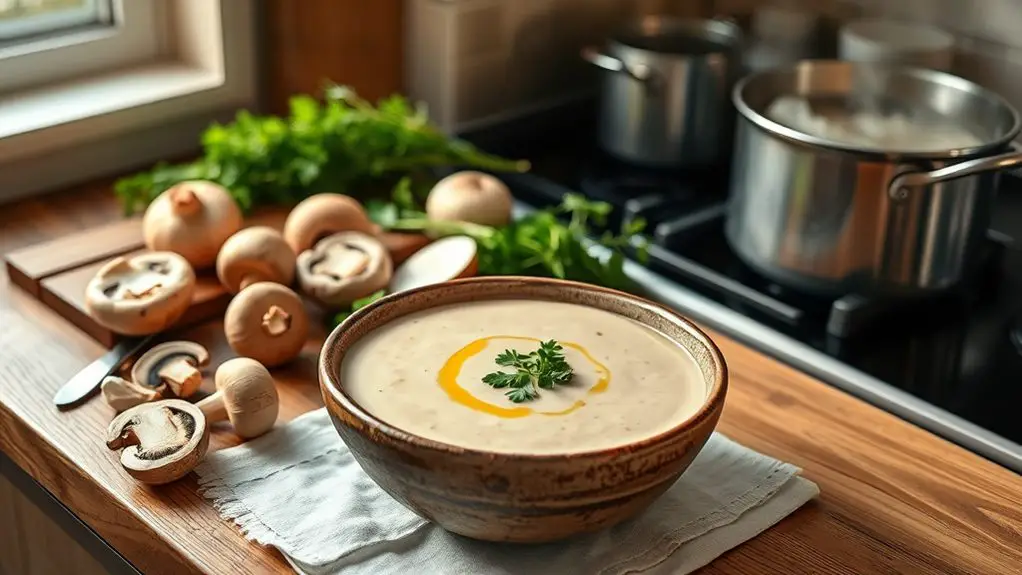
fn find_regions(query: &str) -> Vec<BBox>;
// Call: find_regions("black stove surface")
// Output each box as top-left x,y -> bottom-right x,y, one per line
462,105 -> 1022,466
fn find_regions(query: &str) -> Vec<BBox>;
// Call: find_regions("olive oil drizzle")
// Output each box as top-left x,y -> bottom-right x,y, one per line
437,335 -> 610,418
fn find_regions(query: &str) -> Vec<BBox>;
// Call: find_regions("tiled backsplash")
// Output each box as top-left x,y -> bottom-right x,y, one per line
405,0 -> 1022,133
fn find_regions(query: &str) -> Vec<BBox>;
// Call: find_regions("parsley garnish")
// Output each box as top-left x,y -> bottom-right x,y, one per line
482,340 -> 574,403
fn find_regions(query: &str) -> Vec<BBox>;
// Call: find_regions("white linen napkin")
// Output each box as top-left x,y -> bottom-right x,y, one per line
195,408 -> 818,575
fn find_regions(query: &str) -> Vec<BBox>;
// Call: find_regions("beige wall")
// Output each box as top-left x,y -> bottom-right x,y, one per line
405,0 -> 1022,132
714,0 -> 1022,108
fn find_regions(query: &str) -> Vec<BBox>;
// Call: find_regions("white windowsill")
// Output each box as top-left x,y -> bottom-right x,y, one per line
0,63 -> 221,155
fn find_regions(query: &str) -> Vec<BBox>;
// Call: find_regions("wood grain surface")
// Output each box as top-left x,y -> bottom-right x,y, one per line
2,182 -> 1021,575
3,217 -> 143,296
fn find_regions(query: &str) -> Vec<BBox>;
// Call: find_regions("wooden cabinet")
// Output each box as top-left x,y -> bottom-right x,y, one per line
263,0 -> 404,115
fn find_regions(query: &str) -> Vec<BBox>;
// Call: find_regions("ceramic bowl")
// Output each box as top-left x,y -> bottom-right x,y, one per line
319,276 -> 728,543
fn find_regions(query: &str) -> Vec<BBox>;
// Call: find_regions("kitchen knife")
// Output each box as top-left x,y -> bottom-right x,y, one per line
53,336 -> 155,408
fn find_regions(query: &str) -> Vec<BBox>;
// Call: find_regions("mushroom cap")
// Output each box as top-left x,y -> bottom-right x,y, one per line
216,226 -> 296,294
296,232 -> 393,309
224,282 -> 309,367
85,252 -> 196,336
130,341 -> 210,397
425,171 -> 513,227
105,399 -> 209,485
214,358 -> 279,439
143,180 -> 243,269
283,193 -> 377,254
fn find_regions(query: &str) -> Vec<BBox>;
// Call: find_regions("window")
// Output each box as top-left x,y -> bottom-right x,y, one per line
0,0 -> 162,95
0,0 -> 112,42
0,0 -> 257,203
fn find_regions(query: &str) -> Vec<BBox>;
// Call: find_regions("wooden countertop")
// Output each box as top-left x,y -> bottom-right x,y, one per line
2,182 -> 1021,575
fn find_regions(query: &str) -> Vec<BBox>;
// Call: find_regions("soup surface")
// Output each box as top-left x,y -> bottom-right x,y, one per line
340,299 -> 707,454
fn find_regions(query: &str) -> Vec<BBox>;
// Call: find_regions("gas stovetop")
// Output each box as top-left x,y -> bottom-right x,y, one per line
462,104 -> 1022,473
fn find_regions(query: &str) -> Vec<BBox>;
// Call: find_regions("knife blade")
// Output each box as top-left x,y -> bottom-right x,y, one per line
53,336 -> 155,408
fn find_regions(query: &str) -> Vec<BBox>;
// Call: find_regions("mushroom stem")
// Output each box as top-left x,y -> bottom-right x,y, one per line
238,274 -> 259,292
169,186 -> 201,216
107,257 -> 133,275
106,426 -> 141,450
157,359 -> 203,398
195,392 -> 228,424
102,375 -> 162,412
261,305 -> 292,337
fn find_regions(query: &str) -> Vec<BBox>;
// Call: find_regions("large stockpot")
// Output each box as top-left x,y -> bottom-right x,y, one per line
582,17 -> 742,169
726,61 -> 1022,295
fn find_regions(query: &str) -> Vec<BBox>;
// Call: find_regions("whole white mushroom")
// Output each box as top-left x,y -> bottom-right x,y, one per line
425,171 -> 513,227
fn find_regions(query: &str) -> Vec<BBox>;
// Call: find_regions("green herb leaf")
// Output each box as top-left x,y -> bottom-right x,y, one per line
114,85 -> 528,214
332,290 -> 387,325
482,339 -> 574,403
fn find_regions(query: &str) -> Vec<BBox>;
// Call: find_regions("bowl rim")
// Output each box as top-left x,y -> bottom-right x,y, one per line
319,276 -> 728,461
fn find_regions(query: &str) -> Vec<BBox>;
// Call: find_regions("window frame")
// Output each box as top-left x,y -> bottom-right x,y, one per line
0,0 -> 112,42
0,0 -> 258,203
0,0 -> 163,95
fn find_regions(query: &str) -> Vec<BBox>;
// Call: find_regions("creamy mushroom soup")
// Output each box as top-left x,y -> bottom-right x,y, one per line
340,299 -> 708,454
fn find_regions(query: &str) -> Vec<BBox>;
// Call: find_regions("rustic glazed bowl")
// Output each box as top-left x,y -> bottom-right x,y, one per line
320,276 -> 728,543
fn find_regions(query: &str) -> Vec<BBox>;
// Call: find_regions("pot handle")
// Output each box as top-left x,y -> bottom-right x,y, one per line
580,47 -> 657,86
888,142 -> 1022,200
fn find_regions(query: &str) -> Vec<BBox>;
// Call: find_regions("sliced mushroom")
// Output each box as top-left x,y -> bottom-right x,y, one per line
389,235 -> 479,293
196,358 -> 279,439
143,181 -> 243,269
296,232 -> 393,308
101,376 -> 162,412
425,171 -> 513,227
85,252 -> 196,335
105,399 -> 209,485
283,194 -> 377,254
129,341 -> 210,398
224,282 -> 309,367
216,226 -> 296,294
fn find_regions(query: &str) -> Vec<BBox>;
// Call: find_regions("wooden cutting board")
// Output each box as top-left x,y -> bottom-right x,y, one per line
4,217 -> 145,297
37,250 -> 230,347
4,208 -> 427,348
2,212 -> 287,348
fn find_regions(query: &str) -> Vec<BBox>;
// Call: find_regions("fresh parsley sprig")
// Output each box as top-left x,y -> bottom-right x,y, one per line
482,340 -> 574,403
114,85 -> 527,214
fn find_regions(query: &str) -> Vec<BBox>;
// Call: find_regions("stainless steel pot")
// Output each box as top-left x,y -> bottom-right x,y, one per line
582,16 -> 742,168
726,61 -> 1022,295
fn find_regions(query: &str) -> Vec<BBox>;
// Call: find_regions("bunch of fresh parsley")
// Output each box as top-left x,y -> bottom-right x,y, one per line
482,340 -> 574,403
373,192 -> 648,288
113,85 -> 527,214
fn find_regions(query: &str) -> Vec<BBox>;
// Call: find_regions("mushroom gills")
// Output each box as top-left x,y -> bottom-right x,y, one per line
85,252 -> 197,337
130,341 -> 210,398
311,243 -> 369,280
104,256 -> 173,299
116,407 -> 196,460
